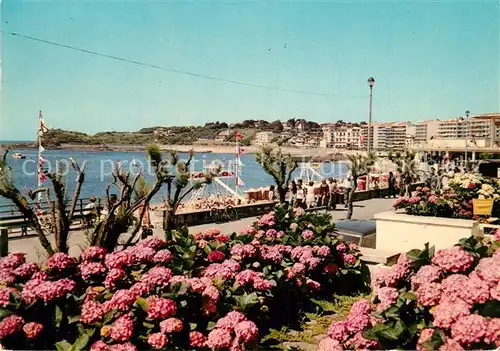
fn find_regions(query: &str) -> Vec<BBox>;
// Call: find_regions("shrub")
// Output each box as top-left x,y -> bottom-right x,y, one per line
318,231 -> 500,350
0,207 -> 369,350
393,173 -> 500,220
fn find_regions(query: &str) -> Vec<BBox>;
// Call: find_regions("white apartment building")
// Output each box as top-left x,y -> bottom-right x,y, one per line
320,123 -> 361,149
413,120 -> 439,147
254,131 -> 275,146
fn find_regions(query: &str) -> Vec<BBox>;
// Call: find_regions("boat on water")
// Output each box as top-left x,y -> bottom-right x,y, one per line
12,153 -> 26,159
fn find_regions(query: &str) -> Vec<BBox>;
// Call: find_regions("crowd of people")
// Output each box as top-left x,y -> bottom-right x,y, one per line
177,194 -> 245,212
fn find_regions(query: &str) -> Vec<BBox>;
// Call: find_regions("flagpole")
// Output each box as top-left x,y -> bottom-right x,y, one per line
37,111 -> 42,201
235,138 -> 239,195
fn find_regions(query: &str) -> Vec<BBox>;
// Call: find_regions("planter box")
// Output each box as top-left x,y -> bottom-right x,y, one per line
374,211 -> 474,253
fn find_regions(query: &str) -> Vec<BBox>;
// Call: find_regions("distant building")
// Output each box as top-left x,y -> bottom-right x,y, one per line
254,131 -> 276,146
215,129 -> 231,142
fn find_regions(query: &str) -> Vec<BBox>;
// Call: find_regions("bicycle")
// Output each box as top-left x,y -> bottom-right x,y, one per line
210,205 -> 239,223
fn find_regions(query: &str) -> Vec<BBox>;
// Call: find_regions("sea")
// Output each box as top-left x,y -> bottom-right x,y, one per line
0,148 -> 348,207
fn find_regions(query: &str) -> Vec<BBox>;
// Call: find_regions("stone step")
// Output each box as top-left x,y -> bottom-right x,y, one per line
359,247 -> 400,266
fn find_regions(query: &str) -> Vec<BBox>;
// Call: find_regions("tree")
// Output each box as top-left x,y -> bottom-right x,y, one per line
0,151 -> 86,255
142,145 -> 218,237
388,151 -> 419,196
345,152 -> 377,219
255,146 -> 298,204
270,120 -> 283,133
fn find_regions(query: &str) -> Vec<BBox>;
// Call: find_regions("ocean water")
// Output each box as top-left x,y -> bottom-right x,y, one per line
0,149 -> 348,206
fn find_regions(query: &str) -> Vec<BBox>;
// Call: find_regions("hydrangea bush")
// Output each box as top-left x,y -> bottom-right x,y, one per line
318,231 -> 500,350
393,173 -> 500,220
0,207 -> 369,350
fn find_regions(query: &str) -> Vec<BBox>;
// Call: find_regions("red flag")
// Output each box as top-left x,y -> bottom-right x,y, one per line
235,131 -> 243,141
239,147 -> 245,155
360,135 -> 366,142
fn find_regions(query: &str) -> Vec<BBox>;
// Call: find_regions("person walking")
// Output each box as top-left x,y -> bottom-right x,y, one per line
388,172 -> 397,198
305,181 -> 316,209
342,176 -> 353,207
328,178 -> 338,210
286,181 -> 297,208
295,180 -> 305,208
319,178 -> 329,207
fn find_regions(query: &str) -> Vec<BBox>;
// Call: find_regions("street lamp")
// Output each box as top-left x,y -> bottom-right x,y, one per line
465,110 -> 470,168
367,77 -> 375,153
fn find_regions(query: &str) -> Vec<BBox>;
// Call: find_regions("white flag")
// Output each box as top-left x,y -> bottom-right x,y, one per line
39,145 -> 45,153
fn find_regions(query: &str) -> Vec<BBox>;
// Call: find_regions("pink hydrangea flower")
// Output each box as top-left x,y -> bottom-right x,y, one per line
108,289 -> 137,311
81,246 -> 107,262
153,249 -> 173,263
431,247 -> 474,273
411,265 -> 442,290
416,328 -> 434,351
432,298 -> 470,329
23,322 -> 43,339
160,318 -> 183,333
206,328 -> 233,349
90,340 -> 109,351
0,252 -> 26,270
0,315 -> 24,339
349,331 -> 379,350
12,262 -> 39,280
230,244 -> 257,260
34,279 -> 77,303
326,321 -> 349,342
105,251 -> 133,270
140,266 -> 172,288
491,282 -> 500,300
46,252 -> 77,271
416,282 -> 442,307
216,311 -> 247,331
234,320 -> 258,343
306,279 -> 321,290
301,230 -> 315,241
136,237 -> 167,250
104,268 -> 126,289
336,243 -> 346,252
475,256 -> 500,286
147,333 -> 168,349
316,246 -> 331,257
208,250 -> 225,263
485,318 -> 500,347
376,287 -> 399,311
204,263 -> 235,280
146,296 -> 177,319
190,331 -> 207,347
110,314 -> 134,342
451,314 -> 487,346
461,274 -> 490,304
342,253 -> 356,265
440,274 -> 468,302
439,338 -> 465,351
80,300 -> 104,324
79,261 -> 106,281
109,342 -> 137,351
0,287 -> 16,307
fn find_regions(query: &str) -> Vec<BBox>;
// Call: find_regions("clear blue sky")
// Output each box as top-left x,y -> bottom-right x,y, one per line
1,0 -> 499,140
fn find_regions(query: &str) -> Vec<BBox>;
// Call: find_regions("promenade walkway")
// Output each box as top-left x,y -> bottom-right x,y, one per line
8,198 -> 395,262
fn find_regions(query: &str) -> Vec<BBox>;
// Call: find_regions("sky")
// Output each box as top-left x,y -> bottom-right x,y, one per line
1,0 -> 499,140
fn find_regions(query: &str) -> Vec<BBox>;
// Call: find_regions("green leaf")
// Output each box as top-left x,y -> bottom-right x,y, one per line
72,333 -> 89,351
55,305 -> 63,327
136,297 -> 148,311
234,292 -> 259,310
68,315 -> 80,324
55,340 -> 73,351
0,308 -> 13,319
143,322 -> 155,329
377,320 -> 406,341
207,321 -> 216,331
384,306 -> 400,319
480,300 -> 500,318
400,292 -> 416,302
102,310 -> 115,325
189,323 -> 197,331
406,249 -> 421,261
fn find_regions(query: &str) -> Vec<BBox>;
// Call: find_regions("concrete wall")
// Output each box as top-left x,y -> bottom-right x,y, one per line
374,211 -> 474,252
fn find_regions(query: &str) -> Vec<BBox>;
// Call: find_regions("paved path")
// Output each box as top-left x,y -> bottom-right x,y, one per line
8,198 -> 395,263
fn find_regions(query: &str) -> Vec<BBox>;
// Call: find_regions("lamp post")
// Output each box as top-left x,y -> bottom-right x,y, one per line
465,110 -> 470,169
367,77 -> 375,153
